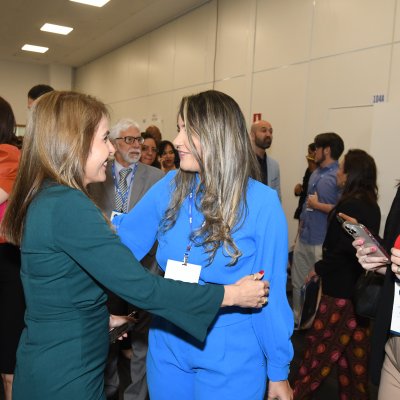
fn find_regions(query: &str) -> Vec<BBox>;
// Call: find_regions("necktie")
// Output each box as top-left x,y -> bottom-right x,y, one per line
115,167 -> 132,212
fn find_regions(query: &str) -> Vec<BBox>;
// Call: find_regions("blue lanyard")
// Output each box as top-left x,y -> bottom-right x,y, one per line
183,192 -> 194,265
112,161 -> 138,211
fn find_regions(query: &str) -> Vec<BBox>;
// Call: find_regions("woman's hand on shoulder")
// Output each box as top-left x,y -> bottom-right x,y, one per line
222,271 -> 269,308
267,380 -> 293,400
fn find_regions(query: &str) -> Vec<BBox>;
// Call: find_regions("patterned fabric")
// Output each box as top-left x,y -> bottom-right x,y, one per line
293,294 -> 370,400
114,167 -> 132,213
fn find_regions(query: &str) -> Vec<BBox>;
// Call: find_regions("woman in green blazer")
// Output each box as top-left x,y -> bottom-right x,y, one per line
1,91 -> 268,400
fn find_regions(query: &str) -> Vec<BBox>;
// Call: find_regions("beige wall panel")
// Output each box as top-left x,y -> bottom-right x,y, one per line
215,77 -> 251,121
326,106 -> 373,152
215,0 -> 253,80
108,97 -> 149,128
75,53 -> 120,103
119,36 -> 150,100
141,92 -> 174,139
312,0 -> 396,58
395,0 -> 400,41
173,2 -> 217,88
252,64 -> 309,244
148,23 -> 175,94
388,43 -> 400,102
0,60 -> 48,125
167,84 -> 213,140
254,0 -> 314,71
370,102 -> 400,233
305,46 -> 391,140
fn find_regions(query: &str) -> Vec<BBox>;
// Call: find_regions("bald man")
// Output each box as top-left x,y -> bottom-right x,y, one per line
250,120 -> 281,200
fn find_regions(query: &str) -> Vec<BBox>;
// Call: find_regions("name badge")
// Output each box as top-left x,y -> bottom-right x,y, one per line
164,259 -> 201,283
390,280 -> 400,335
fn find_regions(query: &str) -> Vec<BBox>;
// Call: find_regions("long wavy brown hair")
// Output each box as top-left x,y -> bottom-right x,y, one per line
1,91 -> 109,245
160,90 -> 260,265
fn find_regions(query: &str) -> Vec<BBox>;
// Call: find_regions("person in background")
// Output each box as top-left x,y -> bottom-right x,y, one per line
291,132 -> 344,326
250,119 -> 281,200
346,183 -> 400,399
140,132 -> 160,169
1,90 -> 268,400
0,96 -> 25,400
293,149 -> 380,400
89,118 -> 164,400
158,140 -> 179,173
294,143 -> 317,221
27,84 -> 54,109
115,90 -> 294,400
145,125 -> 162,145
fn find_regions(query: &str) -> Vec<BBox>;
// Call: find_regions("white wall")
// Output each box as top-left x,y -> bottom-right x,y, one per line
70,0 -> 400,244
0,61 -> 73,126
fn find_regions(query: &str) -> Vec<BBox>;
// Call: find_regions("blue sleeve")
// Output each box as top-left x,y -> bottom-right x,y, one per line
251,191 -> 294,381
113,172 -> 174,260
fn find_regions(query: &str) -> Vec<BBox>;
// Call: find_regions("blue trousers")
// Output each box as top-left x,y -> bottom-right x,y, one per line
147,315 -> 267,400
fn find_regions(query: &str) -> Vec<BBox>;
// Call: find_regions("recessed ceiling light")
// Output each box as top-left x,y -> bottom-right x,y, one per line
69,0 -> 110,7
40,23 -> 73,35
21,44 -> 49,53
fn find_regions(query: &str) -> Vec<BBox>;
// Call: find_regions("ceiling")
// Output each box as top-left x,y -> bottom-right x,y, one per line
0,0 -> 209,68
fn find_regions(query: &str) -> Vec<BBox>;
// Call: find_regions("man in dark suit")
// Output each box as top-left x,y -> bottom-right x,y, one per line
90,118 -> 164,400
250,119 -> 281,200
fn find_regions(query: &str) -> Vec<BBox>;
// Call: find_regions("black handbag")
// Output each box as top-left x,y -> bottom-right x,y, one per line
353,271 -> 384,319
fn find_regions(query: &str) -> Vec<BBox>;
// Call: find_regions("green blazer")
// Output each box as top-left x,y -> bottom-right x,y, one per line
13,183 -> 223,400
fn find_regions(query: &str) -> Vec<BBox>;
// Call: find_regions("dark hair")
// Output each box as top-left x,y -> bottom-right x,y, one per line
140,132 -> 160,168
145,125 -> 162,143
158,140 -> 180,168
338,149 -> 378,207
141,132 -> 157,142
308,142 -> 316,152
27,84 -> 54,100
0,96 -> 18,146
314,132 -> 344,160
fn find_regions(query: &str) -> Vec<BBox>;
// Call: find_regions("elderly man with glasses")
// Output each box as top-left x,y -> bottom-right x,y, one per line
89,118 -> 164,400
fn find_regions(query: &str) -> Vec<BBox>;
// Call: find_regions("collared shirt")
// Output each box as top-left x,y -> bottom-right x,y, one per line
299,161 -> 340,245
113,160 -> 137,201
257,154 -> 268,186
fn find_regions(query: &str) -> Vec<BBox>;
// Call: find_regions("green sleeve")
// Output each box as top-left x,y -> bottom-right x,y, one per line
53,189 -> 223,342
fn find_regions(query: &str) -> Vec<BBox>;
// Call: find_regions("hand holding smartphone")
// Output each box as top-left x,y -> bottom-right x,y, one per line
109,311 -> 137,344
337,216 -> 389,260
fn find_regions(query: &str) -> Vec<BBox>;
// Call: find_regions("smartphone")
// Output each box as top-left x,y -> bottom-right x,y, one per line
341,221 -> 389,259
109,311 -> 136,344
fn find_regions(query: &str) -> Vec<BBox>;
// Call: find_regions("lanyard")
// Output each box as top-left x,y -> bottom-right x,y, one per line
112,161 -> 138,211
183,192 -> 194,265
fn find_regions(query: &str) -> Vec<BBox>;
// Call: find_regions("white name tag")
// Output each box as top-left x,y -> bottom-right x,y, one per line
390,280 -> 400,335
164,259 -> 201,283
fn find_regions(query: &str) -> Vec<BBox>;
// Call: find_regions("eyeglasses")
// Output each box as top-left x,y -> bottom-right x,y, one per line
115,136 -> 144,145
142,145 -> 158,153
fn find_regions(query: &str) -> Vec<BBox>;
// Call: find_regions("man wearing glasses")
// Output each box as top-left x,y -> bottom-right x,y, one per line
89,118 -> 164,400
250,119 -> 281,200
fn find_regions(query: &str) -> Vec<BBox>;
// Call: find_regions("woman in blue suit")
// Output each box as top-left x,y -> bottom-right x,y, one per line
115,90 -> 294,400
1,91 -> 268,400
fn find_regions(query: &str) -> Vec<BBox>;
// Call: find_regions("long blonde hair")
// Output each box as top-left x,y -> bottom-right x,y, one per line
1,91 -> 109,245
161,90 -> 260,265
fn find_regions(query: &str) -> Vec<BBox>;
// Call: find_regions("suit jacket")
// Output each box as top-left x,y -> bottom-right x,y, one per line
266,155 -> 281,200
89,162 -> 164,316
89,161 -> 164,217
